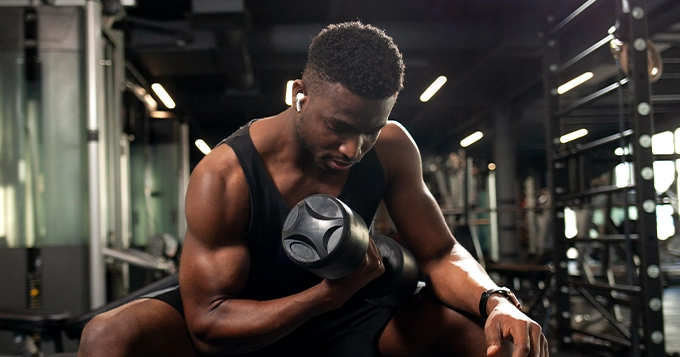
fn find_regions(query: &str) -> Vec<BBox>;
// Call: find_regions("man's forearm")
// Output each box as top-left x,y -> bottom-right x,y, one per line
422,242 -> 499,317
186,281 -> 351,355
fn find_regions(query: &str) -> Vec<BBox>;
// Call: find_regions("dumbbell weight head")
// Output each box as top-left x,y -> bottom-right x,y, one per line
358,234 -> 420,307
282,194 -> 370,279
283,194 -> 421,308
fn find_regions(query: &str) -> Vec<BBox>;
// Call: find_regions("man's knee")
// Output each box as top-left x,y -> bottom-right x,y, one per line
78,308 -> 136,357
78,298 -> 198,357
379,292 -> 508,357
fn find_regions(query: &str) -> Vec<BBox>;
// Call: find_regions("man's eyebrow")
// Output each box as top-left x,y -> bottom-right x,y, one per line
326,116 -> 385,133
368,123 -> 387,132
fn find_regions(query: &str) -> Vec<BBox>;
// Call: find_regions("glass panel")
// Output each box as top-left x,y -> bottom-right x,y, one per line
38,51 -> 88,246
129,120 -> 181,246
610,206 -> 638,228
656,204 -> 675,240
653,160 -> 675,193
0,50 -> 26,248
151,141 -> 179,239
614,162 -> 633,188
130,142 -> 149,246
652,131 -> 674,155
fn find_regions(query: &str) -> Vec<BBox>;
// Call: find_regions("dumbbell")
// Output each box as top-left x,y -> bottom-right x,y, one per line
281,194 -> 420,307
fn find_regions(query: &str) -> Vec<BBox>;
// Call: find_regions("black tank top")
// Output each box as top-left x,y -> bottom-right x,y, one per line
220,120 -> 386,300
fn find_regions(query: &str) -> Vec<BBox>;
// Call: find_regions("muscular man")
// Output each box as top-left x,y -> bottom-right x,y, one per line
79,21 -> 548,357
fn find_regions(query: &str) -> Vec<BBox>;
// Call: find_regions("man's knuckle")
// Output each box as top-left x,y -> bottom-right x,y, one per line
515,343 -> 530,353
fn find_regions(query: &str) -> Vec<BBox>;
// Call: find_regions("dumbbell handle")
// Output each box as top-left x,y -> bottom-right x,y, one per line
358,234 -> 420,307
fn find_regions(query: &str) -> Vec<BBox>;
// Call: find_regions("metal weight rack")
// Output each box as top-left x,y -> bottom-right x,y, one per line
542,0 -> 670,355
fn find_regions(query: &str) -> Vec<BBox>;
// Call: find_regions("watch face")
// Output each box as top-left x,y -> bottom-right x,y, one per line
481,287 -> 523,320
493,288 -> 522,309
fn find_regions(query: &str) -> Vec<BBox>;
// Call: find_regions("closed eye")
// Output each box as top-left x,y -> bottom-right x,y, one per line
326,123 -> 341,134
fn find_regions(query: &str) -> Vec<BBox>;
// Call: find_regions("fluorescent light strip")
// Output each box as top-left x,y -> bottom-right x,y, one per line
285,80 -> 294,106
195,139 -> 211,155
420,76 -> 447,102
560,128 -> 588,143
151,83 -> 176,109
460,131 -> 483,148
557,72 -> 593,95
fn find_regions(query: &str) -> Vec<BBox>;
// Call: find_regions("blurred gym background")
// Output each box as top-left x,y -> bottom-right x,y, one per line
0,0 -> 679,356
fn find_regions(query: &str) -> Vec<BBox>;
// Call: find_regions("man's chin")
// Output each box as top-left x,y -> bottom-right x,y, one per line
315,159 -> 349,174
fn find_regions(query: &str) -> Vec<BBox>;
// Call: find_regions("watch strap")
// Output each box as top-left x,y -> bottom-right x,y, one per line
479,287 -> 522,320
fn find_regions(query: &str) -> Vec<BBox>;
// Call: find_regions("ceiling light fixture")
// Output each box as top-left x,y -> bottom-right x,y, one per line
143,94 -> 157,111
150,111 -> 175,119
420,76 -> 447,102
557,72 -> 593,95
195,139 -> 211,155
560,128 -> 588,143
285,80 -> 294,106
151,83 -> 176,109
460,131 -> 483,148
132,84 -> 146,98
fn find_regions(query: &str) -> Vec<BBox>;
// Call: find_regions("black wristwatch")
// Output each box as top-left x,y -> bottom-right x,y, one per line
479,287 -> 522,320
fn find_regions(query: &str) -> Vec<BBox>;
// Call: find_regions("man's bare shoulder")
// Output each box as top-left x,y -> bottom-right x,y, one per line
373,121 -> 422,176
185,143 -> 250,239
191,143 -> 246,187
375,121 -> 417,147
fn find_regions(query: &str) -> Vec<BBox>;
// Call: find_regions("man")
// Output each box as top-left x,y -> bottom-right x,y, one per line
79,21 -> 548,356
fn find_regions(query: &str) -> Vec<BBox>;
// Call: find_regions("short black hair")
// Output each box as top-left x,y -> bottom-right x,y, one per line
303,21 -> 405,100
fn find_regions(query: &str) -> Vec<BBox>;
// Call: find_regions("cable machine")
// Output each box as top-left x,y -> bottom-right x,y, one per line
543,0 -> 667,355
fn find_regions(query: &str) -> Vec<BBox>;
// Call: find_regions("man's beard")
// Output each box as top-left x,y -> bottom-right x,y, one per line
295,117 -> 341,174
295,116 -> 331,173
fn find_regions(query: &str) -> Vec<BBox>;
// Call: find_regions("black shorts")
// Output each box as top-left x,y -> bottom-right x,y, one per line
149,286 -> 399,357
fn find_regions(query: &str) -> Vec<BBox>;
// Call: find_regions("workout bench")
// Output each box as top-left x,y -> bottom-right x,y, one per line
0,274 -> 179,356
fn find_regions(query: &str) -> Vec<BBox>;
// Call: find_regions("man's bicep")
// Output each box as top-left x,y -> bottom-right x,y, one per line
180,228 -> 250,305
379,125 -> 455,263
385,173 -> 453,252
179,155 -> 252,315
179,226 -> 251,342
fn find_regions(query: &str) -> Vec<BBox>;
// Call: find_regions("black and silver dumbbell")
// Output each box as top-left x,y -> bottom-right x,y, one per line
281,194 -> 420,307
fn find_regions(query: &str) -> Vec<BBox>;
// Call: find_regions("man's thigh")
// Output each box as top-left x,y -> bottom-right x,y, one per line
378,291 -> 513,357
78,298 -> 198,357
232,297 -> 395,357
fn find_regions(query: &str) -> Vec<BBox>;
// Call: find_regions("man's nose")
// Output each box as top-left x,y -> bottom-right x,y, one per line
339,135 -> 363,161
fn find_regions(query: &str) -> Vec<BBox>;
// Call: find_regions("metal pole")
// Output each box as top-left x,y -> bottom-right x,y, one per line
494,107 -> 519,262
625,1 -> 665,355
541,6 -> 572,348
178,122 -> 189,240
86,0 -> 105,309
488,171 -> 499,262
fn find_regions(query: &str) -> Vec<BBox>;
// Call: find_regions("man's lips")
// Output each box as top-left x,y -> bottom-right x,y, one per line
329,158 -> 355,170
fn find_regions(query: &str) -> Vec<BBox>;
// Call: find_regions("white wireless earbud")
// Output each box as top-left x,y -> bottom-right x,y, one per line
295,92 -> 304,112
